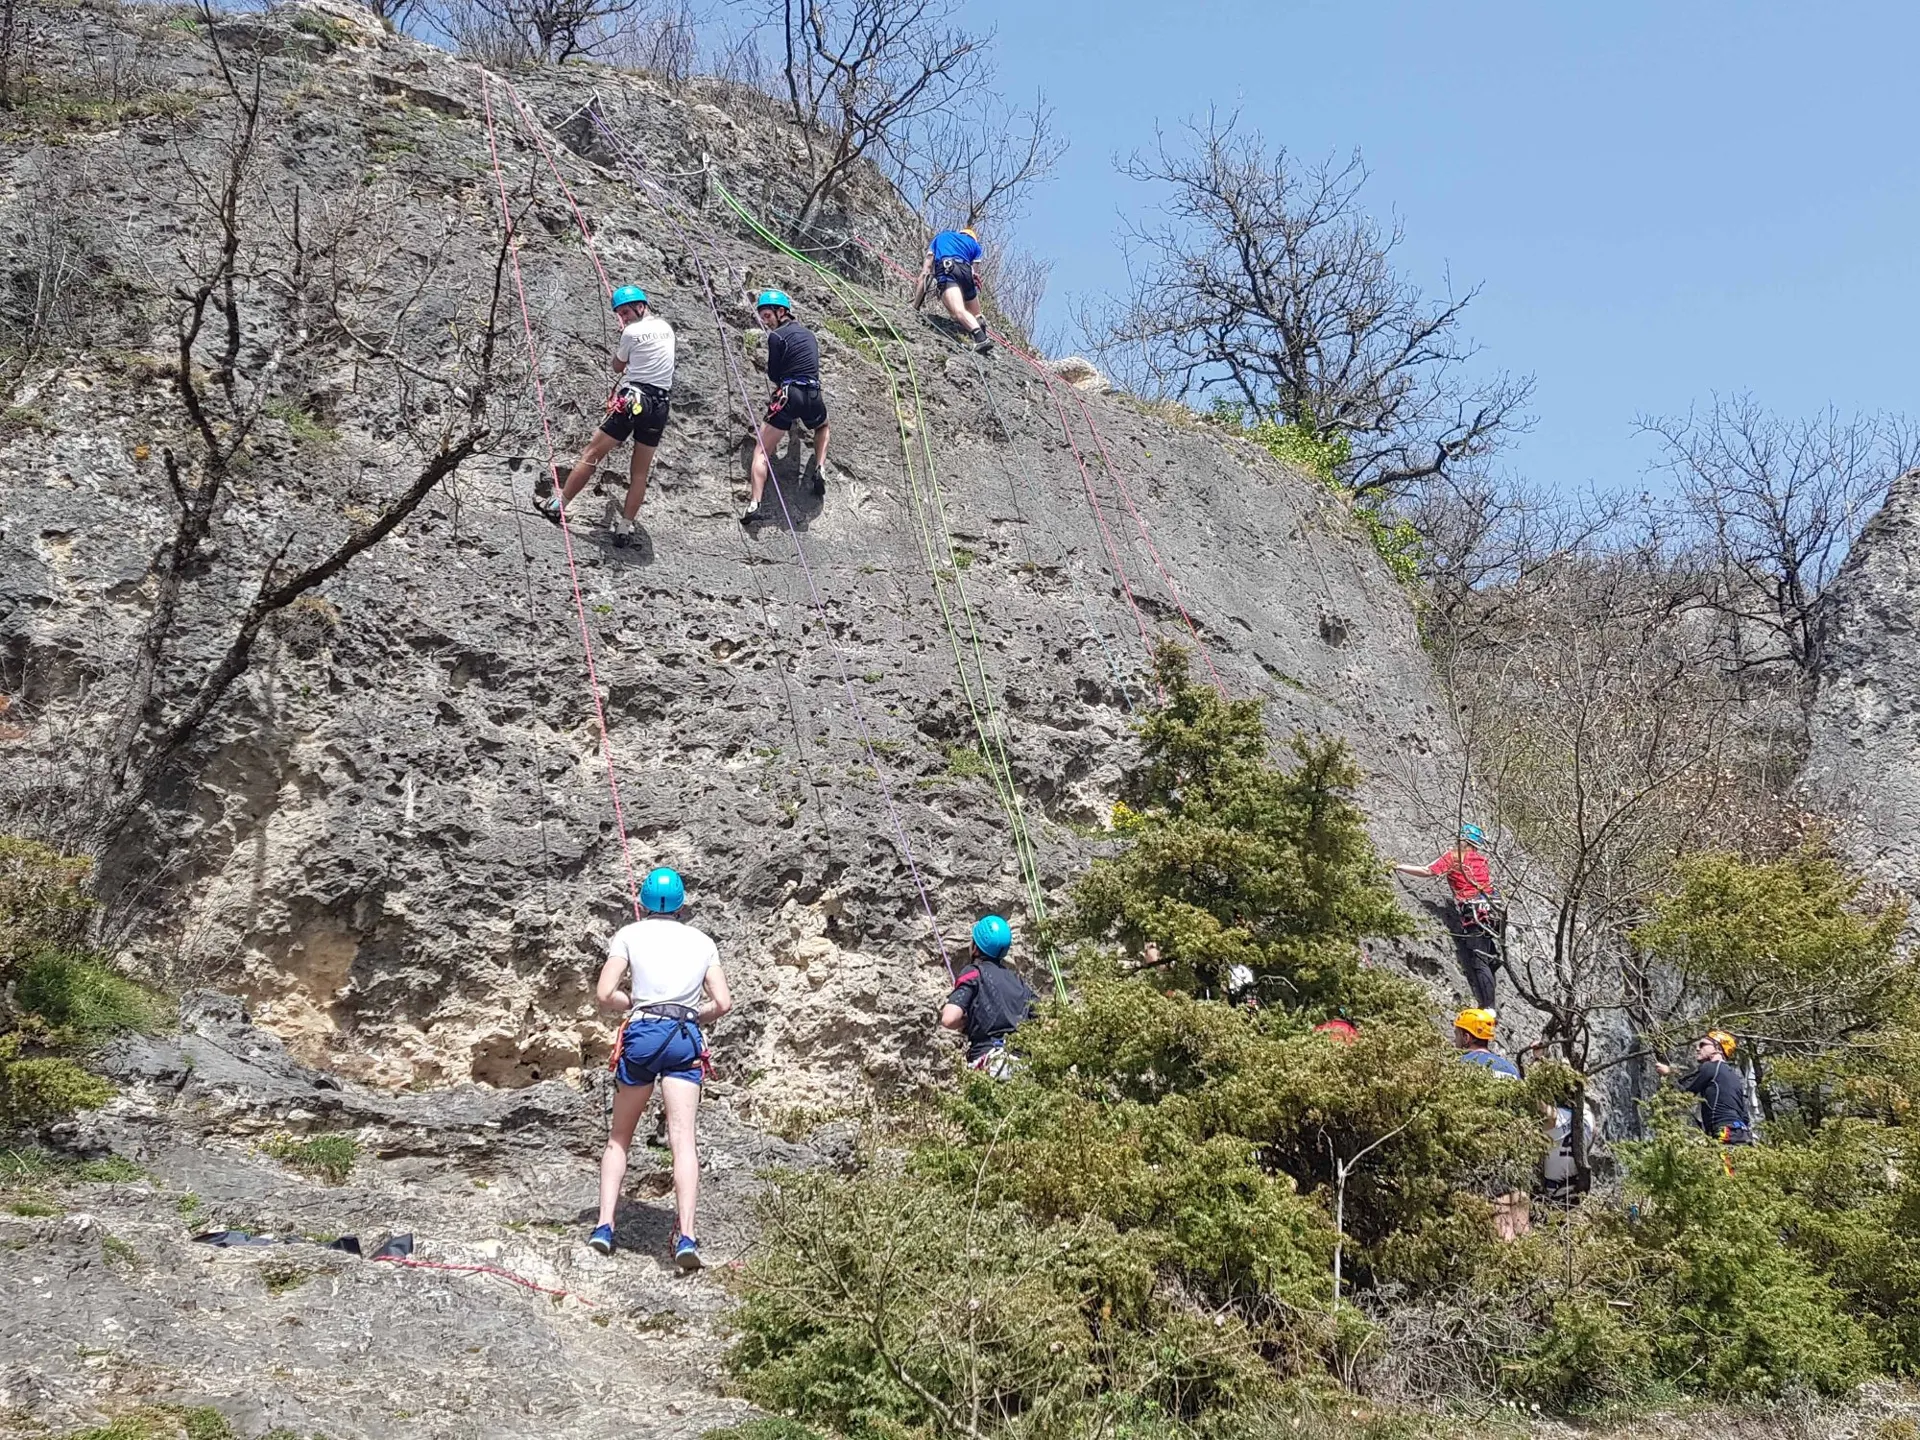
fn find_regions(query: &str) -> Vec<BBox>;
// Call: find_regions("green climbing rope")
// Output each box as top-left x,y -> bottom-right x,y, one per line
708,174 -> 1063,999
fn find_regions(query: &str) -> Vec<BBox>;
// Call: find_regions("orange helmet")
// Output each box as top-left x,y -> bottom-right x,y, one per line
1703,1029 -> 1737,1057
1454,1008 -> 1497,1042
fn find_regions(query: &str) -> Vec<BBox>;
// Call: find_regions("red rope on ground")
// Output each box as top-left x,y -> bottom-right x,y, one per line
371,1253 -> 592,1305
851,235 -> 1226,698
478,69 -> 642,920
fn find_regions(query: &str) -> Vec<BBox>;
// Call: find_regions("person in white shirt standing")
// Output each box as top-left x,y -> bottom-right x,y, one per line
536,283 -> 675,550
589,865 -> 731,1269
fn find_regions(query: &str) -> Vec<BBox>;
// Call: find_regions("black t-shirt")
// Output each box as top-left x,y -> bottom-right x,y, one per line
765,322 -> 820,386
1677,1058 -> 1751,1135
945,958 -> 1036,1060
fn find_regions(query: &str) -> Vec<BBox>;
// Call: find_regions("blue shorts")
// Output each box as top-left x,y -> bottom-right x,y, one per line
613,1016 -> 705,1088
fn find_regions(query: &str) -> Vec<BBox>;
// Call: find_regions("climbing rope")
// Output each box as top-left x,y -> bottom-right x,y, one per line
502,82 -> 957,982
694,165 -> 1062,997
478,70 -> 642,920
851,235 -> 1227,699
962,336 -> 1138,711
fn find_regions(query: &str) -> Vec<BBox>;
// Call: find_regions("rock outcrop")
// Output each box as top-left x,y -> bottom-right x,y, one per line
0,1 -> 1472,1106
1804,468 -> 1920,893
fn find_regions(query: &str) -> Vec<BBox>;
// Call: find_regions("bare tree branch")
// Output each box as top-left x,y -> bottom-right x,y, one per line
1087,110 -> 1533,501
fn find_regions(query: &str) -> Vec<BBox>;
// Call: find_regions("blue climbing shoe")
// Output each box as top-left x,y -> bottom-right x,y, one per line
588,1223 -> 615,1255
671,1232 -> 702,1271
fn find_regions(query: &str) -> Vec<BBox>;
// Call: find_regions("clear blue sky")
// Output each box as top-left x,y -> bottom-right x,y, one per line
972,0 -> 1920,494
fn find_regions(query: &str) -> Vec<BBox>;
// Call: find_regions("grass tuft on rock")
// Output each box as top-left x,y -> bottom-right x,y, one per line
262,1132 -> 358,1185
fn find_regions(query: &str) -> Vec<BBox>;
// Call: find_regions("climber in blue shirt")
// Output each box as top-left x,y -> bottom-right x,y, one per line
1453,1007 -> 1521,1079
917,226 -> 992,354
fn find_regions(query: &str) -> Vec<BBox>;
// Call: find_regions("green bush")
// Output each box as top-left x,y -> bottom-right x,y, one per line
1058,644 -> 1409,1007
727,659 -> 1920,1425
0,836 -> 94,980
0,1039 -> 113,1128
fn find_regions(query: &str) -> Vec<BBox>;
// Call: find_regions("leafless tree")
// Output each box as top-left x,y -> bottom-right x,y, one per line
1643,395 -> 1920,697
1411,474 -> 1637,659
86,7 -> 491,839
1087,111 -> 1533,501
890,89 -> 1062,231
596,0 -> 701,81
768,0 -> 990,231
359,0 -> 425,31
433,0 -> 642,62
980,243 -> 1051,352
711,21 -> 771,92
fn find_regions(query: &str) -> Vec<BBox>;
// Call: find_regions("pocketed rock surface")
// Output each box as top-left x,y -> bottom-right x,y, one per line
0,0 -> 1478,1099
1804,466 -> 1920,898
1,993 -> 814,1439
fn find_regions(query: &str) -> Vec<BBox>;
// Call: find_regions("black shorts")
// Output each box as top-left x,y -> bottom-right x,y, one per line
933,257 -> 977,302
765,382 -> 828,433
598,386 -> 671,447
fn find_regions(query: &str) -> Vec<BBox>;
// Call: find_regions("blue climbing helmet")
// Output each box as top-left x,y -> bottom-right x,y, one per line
1459,822 -> 1487,846
971,914 -> 1012,959
611,284 -> 648,311
755,288 -> 793,313
640,866 -> 685,914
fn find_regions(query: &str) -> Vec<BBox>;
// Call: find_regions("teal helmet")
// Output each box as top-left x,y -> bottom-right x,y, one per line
1459,822 -> 1487,846
640,866 -> 684,914
755,288 -> 793,313
611,284 -> 648,311
971,914 -> 1012,959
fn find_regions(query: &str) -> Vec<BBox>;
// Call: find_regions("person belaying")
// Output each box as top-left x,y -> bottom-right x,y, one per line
1452,1008 -> 1530,1238
536,284 -> 675,549
742,289 -> 831,528
1452,1007 -> 1521,1079
1655,1029 -> 1754,1146
917,226 -> 992,354
939,914 -> 1036,1079
1392,822 -> 1506,1009
590,866 -> 732,1269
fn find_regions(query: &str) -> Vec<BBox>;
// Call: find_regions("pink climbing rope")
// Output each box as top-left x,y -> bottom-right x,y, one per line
503,85 -> 956,982
851,234 -> 1227,698
478,69 -> 641,920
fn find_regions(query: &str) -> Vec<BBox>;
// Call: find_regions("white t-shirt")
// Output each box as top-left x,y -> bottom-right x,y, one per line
609,915 -> 716,1013
616,315 -> 675,390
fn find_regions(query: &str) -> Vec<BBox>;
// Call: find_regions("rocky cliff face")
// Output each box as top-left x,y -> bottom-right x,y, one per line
1804,468 -> 1920,893
0,0 -> 1471,1106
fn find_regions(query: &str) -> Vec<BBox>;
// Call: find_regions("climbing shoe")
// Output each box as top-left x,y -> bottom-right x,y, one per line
804,459 -> 828,497
671,1232 -> 703,1272
611,514 -> 634,549
972,327 -> 993,355
588,1223 -> 615,1256
534,492 -> 563,525
740,506 -> 767,528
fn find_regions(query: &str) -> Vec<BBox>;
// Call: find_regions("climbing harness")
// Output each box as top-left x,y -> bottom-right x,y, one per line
504,83 -> 957,981
609,1003 -> 712,1084
477,69 -> 642,919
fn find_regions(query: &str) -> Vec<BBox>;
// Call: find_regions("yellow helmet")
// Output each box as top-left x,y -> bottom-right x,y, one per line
959,227 -> 977,239
1454,1008 -> 1497,1042
1704,1029 -> 1737,1057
